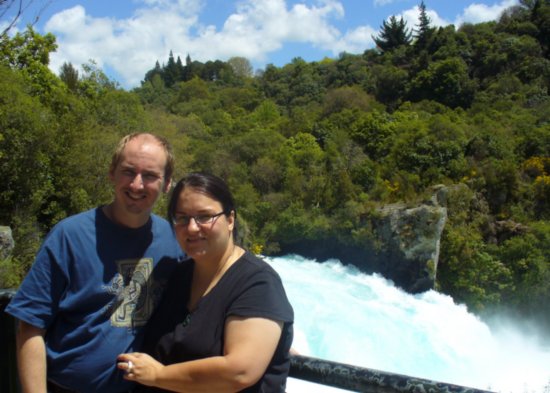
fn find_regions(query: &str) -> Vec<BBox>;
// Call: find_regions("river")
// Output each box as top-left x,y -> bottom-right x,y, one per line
266,255 -> 550,393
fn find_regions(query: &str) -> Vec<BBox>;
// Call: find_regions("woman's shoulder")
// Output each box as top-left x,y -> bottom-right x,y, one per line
238,251 -> 276,272
232,251 -> 284,284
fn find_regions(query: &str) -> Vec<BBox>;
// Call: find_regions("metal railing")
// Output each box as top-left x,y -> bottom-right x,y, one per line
1,289 -> 493,393
289,355 -> 493,392
1,289 -> 19,393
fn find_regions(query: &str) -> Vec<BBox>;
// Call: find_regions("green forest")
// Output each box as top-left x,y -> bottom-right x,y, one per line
1,1 -> 549,332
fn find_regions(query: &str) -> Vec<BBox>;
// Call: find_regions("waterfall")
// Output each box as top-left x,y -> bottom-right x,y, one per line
266,255 -> 550,393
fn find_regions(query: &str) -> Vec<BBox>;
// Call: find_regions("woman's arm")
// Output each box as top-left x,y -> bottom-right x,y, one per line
118,316 -> 283,393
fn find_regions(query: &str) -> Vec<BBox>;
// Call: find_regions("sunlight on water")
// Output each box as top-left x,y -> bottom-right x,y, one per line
266,255 -> 550,393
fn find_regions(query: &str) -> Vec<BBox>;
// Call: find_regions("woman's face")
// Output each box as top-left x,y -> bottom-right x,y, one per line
173,186 -> 234,260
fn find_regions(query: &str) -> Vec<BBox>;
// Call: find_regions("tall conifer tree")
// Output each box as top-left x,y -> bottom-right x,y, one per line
372,15 -> 412,52
414,1 -> 434,50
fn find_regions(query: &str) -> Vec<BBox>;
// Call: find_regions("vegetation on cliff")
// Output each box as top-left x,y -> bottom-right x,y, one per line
1,1 -> 549,330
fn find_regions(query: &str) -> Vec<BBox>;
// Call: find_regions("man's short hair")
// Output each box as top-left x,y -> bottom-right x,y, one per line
110,133 -> 175,182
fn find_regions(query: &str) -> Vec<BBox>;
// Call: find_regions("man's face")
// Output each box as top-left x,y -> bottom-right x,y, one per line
109,136 -> 170,219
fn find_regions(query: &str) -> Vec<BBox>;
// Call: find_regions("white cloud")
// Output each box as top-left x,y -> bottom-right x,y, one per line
46,3 -> 203,88
331,25 -> 377,54
44,0 -> 372,88
400,5 -> 450,31
204,0 -> 346,58
396,0 -> 518,36
454,0 -> 519,27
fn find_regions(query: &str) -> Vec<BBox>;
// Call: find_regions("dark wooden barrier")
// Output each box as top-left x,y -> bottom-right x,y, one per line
1,289 -> 494,393
1,289 -> 19,393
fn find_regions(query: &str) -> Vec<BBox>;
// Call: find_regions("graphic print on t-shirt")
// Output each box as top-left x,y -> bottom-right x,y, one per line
108,258 -> 154,327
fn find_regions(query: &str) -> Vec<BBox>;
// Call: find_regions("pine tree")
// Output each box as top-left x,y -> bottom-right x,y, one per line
176,55 -> 185,82
183,54 -> 193,81
414,1 -> 434,50
143,61 -> 162,83
372,15 -> 412,52
59,62 -> 79,91
163,50 -> 180,86
531,0 -> 550,57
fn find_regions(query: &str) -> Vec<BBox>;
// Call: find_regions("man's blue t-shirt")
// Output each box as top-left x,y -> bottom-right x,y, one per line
5,207 -> 184,393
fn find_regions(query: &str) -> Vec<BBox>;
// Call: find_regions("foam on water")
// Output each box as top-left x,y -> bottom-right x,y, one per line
266,255 -> 550,393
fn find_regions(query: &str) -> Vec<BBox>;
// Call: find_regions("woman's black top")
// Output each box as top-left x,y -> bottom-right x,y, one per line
136,251 -> 294,392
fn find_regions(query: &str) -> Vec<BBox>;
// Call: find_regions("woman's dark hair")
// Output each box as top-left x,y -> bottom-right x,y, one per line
167,172 -> 238,240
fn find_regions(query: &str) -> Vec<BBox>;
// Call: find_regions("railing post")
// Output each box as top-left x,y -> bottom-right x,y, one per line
0,289 -> 19,393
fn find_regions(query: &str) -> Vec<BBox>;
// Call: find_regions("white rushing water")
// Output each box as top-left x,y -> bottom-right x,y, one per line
266,255 -> 550,393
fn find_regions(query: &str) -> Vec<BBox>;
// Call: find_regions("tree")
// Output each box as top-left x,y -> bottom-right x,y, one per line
322,86 -> 381,116
163,50 -> 181,87
495,221 -> 550,325
372,15 -> 412,52
79,60 -> 118,98
409,57 -> 476,108
172,76 -> 210,103
200,59 -> 234,82
283,57 -> 325,108
0,64 -> 56,226
138,73 -> 169,106
347,109 -> 396,161
143,60 -> 162,83
59,62 -> 79,91
259,64 -> 291,108
183,54 -> 194,81
0,26 -> 56,69
0,26 -> 60,98
438,224 -> 513,311
318,53 -> 372,90
531,0 -> 550,56
227,56 -> 253,78
414,1 -> 435,50
372,64 -> 408,108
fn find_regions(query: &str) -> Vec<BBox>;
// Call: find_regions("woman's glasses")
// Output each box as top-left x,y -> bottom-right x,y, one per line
172,211 -> 226,227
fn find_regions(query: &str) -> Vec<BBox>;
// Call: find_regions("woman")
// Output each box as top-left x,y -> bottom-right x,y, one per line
117,172 -> 294,392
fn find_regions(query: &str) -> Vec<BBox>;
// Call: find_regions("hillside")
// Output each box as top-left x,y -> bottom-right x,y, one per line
1,0 -> 549,331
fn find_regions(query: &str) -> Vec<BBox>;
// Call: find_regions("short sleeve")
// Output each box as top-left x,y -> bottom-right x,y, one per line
227,263 -> 293,323
5,229 -> 68,329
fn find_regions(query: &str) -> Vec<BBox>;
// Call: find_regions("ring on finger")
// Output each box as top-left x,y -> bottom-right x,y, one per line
127,360 -> 134,374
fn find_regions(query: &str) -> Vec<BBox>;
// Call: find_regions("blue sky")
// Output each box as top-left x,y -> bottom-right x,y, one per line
4,0 -> 519,89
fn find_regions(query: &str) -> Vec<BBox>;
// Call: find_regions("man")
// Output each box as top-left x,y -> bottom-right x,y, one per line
5,133 -> 184,393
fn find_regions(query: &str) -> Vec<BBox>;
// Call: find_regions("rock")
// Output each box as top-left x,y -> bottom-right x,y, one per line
427,184 -> 448,206
487,219 -> 529,244
276,195 -> 447,294
274,186 -> 449,294
0,226 -> 14,260
371,203 -> 447,293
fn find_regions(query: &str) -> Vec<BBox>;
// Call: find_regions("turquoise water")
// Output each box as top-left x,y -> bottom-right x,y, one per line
266,255 -> 550,393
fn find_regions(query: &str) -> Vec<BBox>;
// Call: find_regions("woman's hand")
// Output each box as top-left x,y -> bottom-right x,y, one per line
117,352 -> 164,386
115,317 -> 283,392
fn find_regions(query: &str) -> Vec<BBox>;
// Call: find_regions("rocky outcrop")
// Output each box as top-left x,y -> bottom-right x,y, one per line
370,202 -> 447,293
488,219 -> 529,244
0,226 -> 14,260
277,188 -> 448,294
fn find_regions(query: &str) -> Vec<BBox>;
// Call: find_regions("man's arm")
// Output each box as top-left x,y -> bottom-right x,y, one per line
15,319 -> 47,393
